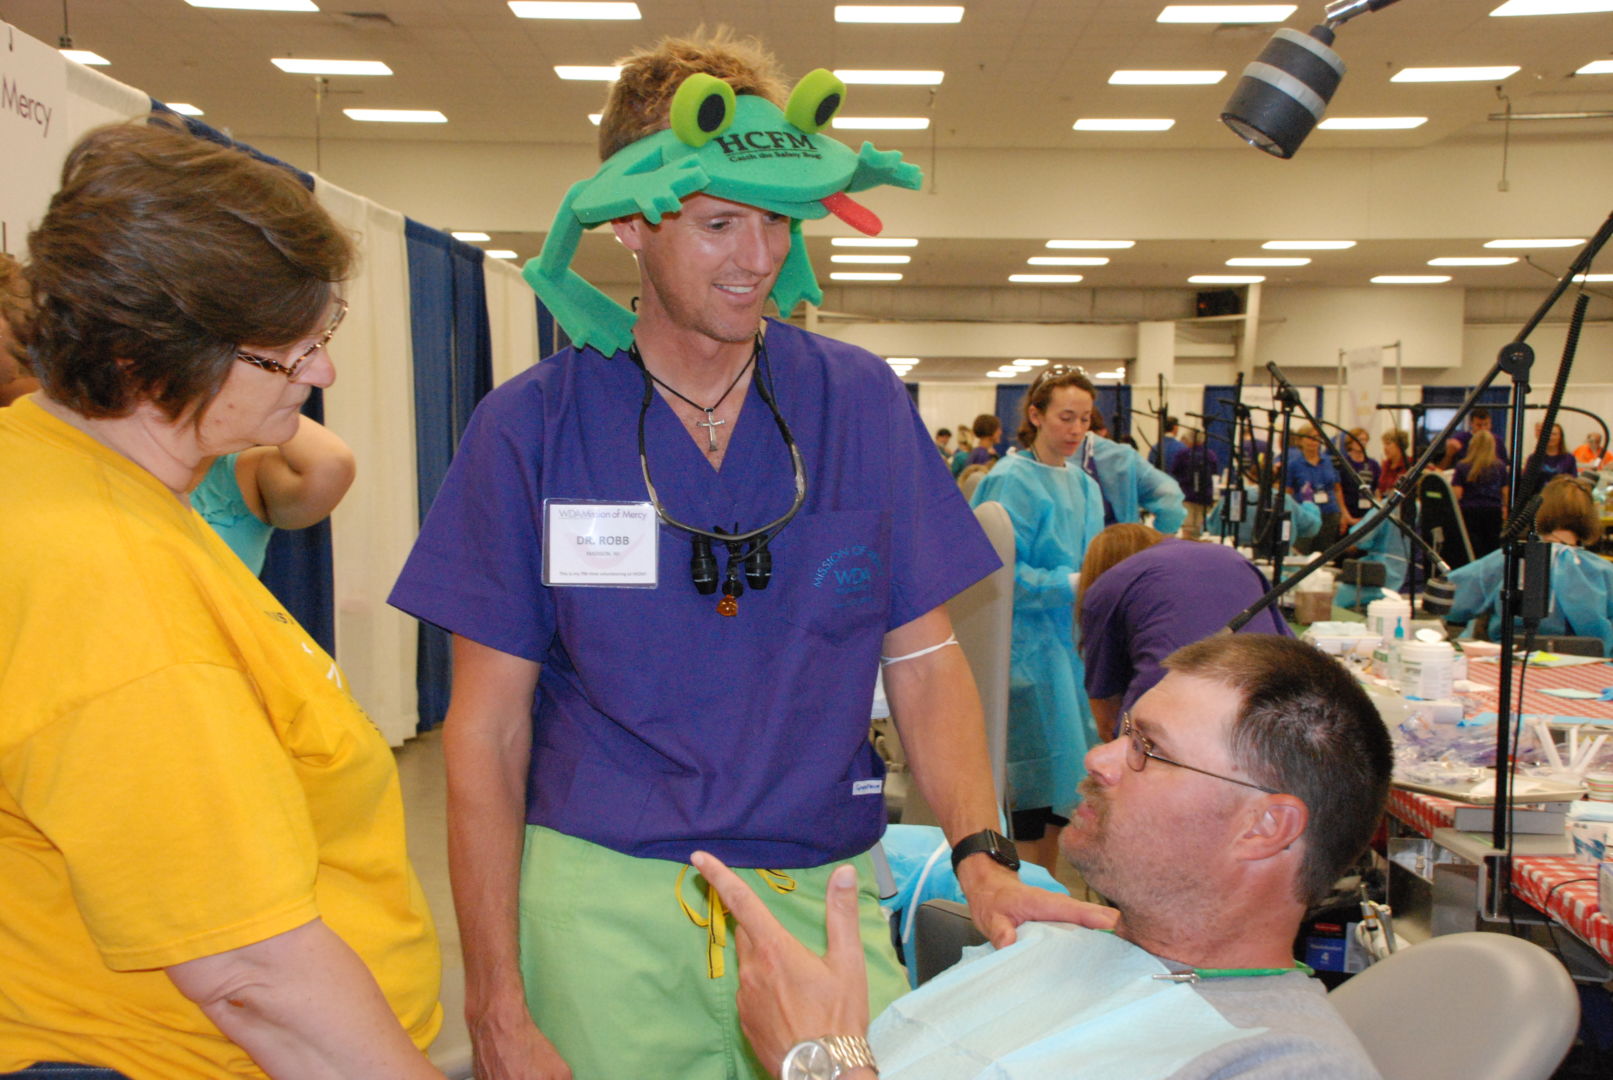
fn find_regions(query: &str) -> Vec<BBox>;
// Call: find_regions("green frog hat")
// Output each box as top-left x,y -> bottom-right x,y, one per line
523,69 -> 923,355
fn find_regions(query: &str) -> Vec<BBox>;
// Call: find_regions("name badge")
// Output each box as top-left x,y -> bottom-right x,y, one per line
1314,492 -> 1328,504
543,500 -> 659,588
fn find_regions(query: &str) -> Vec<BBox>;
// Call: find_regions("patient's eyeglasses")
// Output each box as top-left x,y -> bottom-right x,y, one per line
1118,712 -> 1279,794
236,296 -> 348,379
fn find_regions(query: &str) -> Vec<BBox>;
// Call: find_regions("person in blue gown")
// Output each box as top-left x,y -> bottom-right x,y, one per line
1447,476 -> 1613,655
1208,462 -> 1322,550
1074,430 -> 1186,534
970,367 -> 1105,869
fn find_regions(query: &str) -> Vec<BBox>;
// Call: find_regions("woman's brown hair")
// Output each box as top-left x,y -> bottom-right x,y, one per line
1016,366 -> 1097,447
1534,475 -> 1601,546
1077,522 -> 1165,611
26,119 -> 351,422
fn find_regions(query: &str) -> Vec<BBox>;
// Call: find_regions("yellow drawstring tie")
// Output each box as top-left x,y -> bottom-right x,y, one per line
677,864 -> 797,978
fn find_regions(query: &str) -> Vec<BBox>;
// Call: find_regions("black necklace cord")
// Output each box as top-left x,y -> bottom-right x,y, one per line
629,333 -> 809,599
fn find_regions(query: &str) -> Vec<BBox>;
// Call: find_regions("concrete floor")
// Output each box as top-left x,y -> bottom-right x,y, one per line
393,730 -> 472,1079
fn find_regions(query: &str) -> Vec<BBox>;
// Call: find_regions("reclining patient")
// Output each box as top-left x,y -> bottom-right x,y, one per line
696,633 -> 1389,1080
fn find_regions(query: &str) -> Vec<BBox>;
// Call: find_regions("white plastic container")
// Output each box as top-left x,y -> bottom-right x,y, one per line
1399,639 -> 1456,700
1367,597 -> 1412,647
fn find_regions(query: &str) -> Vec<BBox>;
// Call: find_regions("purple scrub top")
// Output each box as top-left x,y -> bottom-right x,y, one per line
1079,539 -> 1292,716
390,320 -> 998,868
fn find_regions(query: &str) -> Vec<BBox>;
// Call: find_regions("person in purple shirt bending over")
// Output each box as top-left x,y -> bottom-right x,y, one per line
1168,430 -> 1219,540
1077,525 -> 1291,740
388,28 -> 1110,1080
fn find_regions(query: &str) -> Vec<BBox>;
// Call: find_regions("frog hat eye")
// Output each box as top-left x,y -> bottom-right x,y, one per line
669,73 -> 737,147
784,69 -> 846,134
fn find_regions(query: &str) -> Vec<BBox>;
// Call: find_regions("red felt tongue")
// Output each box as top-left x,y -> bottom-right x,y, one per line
821,191 -> 884,236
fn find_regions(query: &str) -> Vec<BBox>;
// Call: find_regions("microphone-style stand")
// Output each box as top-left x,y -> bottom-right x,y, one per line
1226,207 -> 1613,893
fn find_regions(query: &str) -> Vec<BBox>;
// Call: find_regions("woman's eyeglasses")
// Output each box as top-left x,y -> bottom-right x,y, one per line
236,297 -> 348,379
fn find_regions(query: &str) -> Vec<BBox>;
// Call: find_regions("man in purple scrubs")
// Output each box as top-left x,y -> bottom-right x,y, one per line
389,29 -> 1111,1080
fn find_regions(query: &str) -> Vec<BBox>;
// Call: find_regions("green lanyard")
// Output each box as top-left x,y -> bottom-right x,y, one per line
1153,962 -> 1316,984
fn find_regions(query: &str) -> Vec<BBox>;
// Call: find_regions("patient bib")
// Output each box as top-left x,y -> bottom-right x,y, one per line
870,923 -> 1264,1080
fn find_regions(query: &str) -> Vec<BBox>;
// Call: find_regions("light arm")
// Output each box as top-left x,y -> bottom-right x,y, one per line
166,919 -> 443,1080
239,416 -> 357,530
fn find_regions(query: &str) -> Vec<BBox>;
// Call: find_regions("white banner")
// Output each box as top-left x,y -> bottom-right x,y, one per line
0,22 -> 68,254
1342,345 -> 1383,439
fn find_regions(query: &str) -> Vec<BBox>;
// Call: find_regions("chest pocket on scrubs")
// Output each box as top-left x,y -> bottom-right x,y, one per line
781,509 -> 893,645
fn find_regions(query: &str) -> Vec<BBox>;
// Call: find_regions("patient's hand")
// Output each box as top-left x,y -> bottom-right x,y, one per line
955,858 -> 1119,949
691,851 -> 870,1075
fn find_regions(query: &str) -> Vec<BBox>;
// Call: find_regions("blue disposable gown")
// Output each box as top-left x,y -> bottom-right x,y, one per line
1447,542 -> 1613,655
1205,485 -> 1322,549
1334,512 -> 1411,611
1076,435 -> 1186,534
971,451 -> 1105,813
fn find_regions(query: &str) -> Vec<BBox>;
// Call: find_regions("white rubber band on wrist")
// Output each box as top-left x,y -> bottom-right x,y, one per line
880,634 -> 959,667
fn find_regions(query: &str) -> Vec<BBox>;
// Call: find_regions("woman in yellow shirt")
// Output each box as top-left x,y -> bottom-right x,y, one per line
0,121 -> 444,1080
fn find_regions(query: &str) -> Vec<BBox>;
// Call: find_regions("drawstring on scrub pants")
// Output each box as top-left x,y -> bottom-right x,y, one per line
677,864 -> 797,978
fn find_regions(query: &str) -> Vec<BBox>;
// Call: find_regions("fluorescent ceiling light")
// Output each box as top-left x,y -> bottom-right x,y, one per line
1073,118 -> 1175,131
60,49 -> 110,65
1577,60 -> 1613,75
1317,117 -> 1427,129
835,5 -> 965,23
1572,273 -> 1613,282
452,231 -> 492,242
508,2 -> 642,18
1047,240 -> 1135,249
830,272 -> 903,281
833,70 -> 945,85
345,108 -> 447,123
1157,5 -> 1296,22
1189,274 -> 1265,284
1016,358 -> 1050,366
987,371 -> 1016,379
831,254 -> 912,264
1093,370 -> 1126,380
1227,257 -> 1310,266
485,250 -> 519,259
165,102 -> 205,116
1484,238 -> 1584,248
832,117 -> 930,130
1010,274 -> 1084,283
1010,361 -> 1040,369
1028,256 -> 1110,266
1372,275 -> 1451,284
187,1 -> 317,9
1427,256 -> 1518,266
1263,240 -> 1356,249
1392,66 -> 1520,82
588,113 -> 603,125
274,58 -> 392,75
832,237 -> 918,247
886,357 -> 920,364
554,65 -> 621,81
1492,1 -> 1613,15
1109,70 -> 1226,85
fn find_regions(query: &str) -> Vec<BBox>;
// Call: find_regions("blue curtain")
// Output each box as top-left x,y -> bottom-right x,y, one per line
1202,385 -> 1327,474
1093,385 -> 1132,440
994,385 -> 1026,454
259,389 -> 336,654
1420,385 -> 1510,453
405,220 -> 496,731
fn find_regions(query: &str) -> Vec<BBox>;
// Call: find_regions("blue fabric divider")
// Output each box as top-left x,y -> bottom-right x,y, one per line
1202,384 -> 1327,474
1420,384 -> 1510,450
405,220 -> 495,731
1094,385 -> 1131,440
260,389 -> 336,655
994,384 -> 1026,455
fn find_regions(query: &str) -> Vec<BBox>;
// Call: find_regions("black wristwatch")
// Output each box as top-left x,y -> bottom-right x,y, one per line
949,829 -> 1020,875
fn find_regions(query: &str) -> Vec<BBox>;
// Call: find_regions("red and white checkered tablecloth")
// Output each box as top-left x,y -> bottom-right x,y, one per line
1511,855 -> 1613,965
1386,789 -> 1460,837
1464,658 -> 1613,723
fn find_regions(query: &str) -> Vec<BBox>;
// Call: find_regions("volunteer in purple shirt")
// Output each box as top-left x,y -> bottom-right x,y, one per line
389,30 -> 1110,1080
1528,421 -> 1578,480
1452,429 -> 1509,559
1077,525 -> 1290,740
